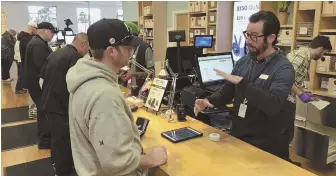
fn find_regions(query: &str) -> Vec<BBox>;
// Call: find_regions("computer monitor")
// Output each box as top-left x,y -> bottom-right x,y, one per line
65,35 -> 75,44
196,53 -> 234,84
165,46 -> 203,74
168,30 -> 186,42
194,35 -> 213,48
57,31 -> 64,40
65,31 -> 73,35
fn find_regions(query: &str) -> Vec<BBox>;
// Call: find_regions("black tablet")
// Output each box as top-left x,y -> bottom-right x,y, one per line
161,127 -> 203,143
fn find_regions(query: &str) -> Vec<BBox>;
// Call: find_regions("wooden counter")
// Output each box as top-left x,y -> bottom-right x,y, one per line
134,109 -> 316,176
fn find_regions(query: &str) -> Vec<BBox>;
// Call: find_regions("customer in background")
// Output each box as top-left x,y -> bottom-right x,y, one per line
287,36 -> 332,103
14,21 -> 37,95
194,11 -> 296,161
66,19 -> 167,176
24,22 -> 56,149
1,29 -> 17,82
40,33 -> 88,176
120,21 -> 155,90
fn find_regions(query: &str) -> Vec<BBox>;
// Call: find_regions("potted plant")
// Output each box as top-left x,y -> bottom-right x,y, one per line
277,2 -> 291,25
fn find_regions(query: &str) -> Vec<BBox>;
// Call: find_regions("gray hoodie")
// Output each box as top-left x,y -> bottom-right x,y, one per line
66,58 -> 144,176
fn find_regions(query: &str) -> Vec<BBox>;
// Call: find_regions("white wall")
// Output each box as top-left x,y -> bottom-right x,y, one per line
122,1 -> 138,21
1,1 -> 122,33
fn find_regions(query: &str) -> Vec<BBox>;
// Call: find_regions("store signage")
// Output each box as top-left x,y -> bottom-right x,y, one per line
232,1 -> 259,61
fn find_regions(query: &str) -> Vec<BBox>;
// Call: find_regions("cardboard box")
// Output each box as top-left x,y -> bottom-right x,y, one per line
209,27 -> 216,36
195,29 -> 201,35
321,77 -> 329,90
200,29 -> 206,36
209,1 -> 217,8
209,12 -> 217,23
139,16 -> 143,25
328,78 -> 336,93
188,2 -> 195,12
322,1 -> 334,14
201,16 -> 207,27
201,2 -> 208,11
189,31 -> 194,40
317,56 -> 335,72
191,17 -> 196,28
194,2 -> 201,12
299,2 -> 319,10
196,17 -> 203,26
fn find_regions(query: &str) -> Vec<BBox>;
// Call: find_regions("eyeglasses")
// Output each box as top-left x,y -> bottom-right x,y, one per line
243,31 -> 265,42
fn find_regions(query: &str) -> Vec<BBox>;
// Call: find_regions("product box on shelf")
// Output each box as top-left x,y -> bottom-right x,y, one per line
296,22 -> 314,37
196,17 -> 203,27
322,1 -> 335,14
328,78 -> 336,93
195,29 -> 201,35
201,2 -> 208,12
191,17 -> 196,28
209,12 -> 217,23
321,77 -> 330,90
143,6 -> 152,16
188,2 -> 195,12
317,56 -> 336,72
209,1 -> 217,8
194,1 -> 201,12
209,27 -> 216,36
139,16 -> 143,25
201,16 -> 207,27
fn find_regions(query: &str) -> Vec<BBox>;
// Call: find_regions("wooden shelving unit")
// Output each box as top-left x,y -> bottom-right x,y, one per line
1,8 -> 7,34
259,2 -> 336,98
188,1 -> 219,53
137,1 -> 167,74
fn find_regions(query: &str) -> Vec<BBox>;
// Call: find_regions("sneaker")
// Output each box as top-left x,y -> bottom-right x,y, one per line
2,78 -> 13,82
29,109 -> 37,119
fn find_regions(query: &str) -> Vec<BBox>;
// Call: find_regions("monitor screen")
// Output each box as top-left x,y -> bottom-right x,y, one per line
65,31 -> 73,35
165,46 -> 203,74
57,31 -> 64,40
65,35 -> 75,44
194,35 -> 213,48
198,54 -> 234,83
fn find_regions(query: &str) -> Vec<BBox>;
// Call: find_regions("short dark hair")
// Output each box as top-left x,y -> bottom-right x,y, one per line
91,49 -> 105,60
309,35 -> 332,51
249,11 -> 280,46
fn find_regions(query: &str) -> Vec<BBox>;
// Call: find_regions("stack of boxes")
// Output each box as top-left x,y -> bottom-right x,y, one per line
278,29 -> 293,45
189,1 -> 209,12
317,56 -> 336,93
143,6 -> 152,16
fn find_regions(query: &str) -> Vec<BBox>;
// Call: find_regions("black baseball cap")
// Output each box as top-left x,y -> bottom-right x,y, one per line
87,19 -> 142,50
37,22 -> 57,33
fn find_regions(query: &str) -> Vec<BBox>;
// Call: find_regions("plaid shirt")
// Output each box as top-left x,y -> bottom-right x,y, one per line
287,47 -> 311,103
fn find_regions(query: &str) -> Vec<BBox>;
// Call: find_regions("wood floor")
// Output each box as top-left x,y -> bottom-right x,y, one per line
1,64 -> 336,176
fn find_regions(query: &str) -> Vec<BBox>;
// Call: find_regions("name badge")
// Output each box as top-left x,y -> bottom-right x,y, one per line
259,74 -> 269,80
238,98 -> 248,118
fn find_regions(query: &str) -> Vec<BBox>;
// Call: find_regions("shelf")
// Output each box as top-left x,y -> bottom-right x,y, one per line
320,29 -> 336,33
208,8 -> 217,11
207,51 -> 217,54
144,37 -> 153,40
316,71 -> 336,76
144,14 -> 153,17
190,27 -> 206,29
327,51 -> 336,55
280,25 -> 293,28
190,11 -> 206,15
276,43 -> 291,47
311,90 -> 336,98
296,36 -> 313,41
321,14 -> 336,18
208,23 -> 216,26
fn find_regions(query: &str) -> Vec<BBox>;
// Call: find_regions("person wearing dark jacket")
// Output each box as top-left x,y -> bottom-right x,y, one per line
40,33 -> 88,176
194,11 -> 295,161
24,22 -> 56,149
15,21 -> 37,93
1,29 -> 17,81
120,22 -> 155,90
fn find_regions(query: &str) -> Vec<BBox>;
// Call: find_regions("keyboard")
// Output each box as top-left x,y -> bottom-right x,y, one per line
206,84 -> 222,92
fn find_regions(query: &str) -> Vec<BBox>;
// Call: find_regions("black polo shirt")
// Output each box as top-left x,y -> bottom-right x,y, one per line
40,45 -> 82,115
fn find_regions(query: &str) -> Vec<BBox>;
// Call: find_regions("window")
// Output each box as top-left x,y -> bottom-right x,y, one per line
28,6 -> 57,27
117,8 -> 123,20
77,8 -> 101,33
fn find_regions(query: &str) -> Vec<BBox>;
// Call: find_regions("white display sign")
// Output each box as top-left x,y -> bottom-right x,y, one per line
145,78 -> 168,112
232,1 -> 259,61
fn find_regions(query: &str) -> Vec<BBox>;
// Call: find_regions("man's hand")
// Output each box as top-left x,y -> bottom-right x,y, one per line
213,68 -> 243,84
146,146 -> 167,167
194,99 -> 214,116
120,71 -> 136,81
298,92 -> 313,103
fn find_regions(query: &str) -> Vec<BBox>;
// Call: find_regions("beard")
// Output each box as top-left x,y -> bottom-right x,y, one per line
248,41 -> 268,58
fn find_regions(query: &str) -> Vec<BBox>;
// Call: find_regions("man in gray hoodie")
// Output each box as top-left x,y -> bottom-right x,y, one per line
66,19 -> 167,176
